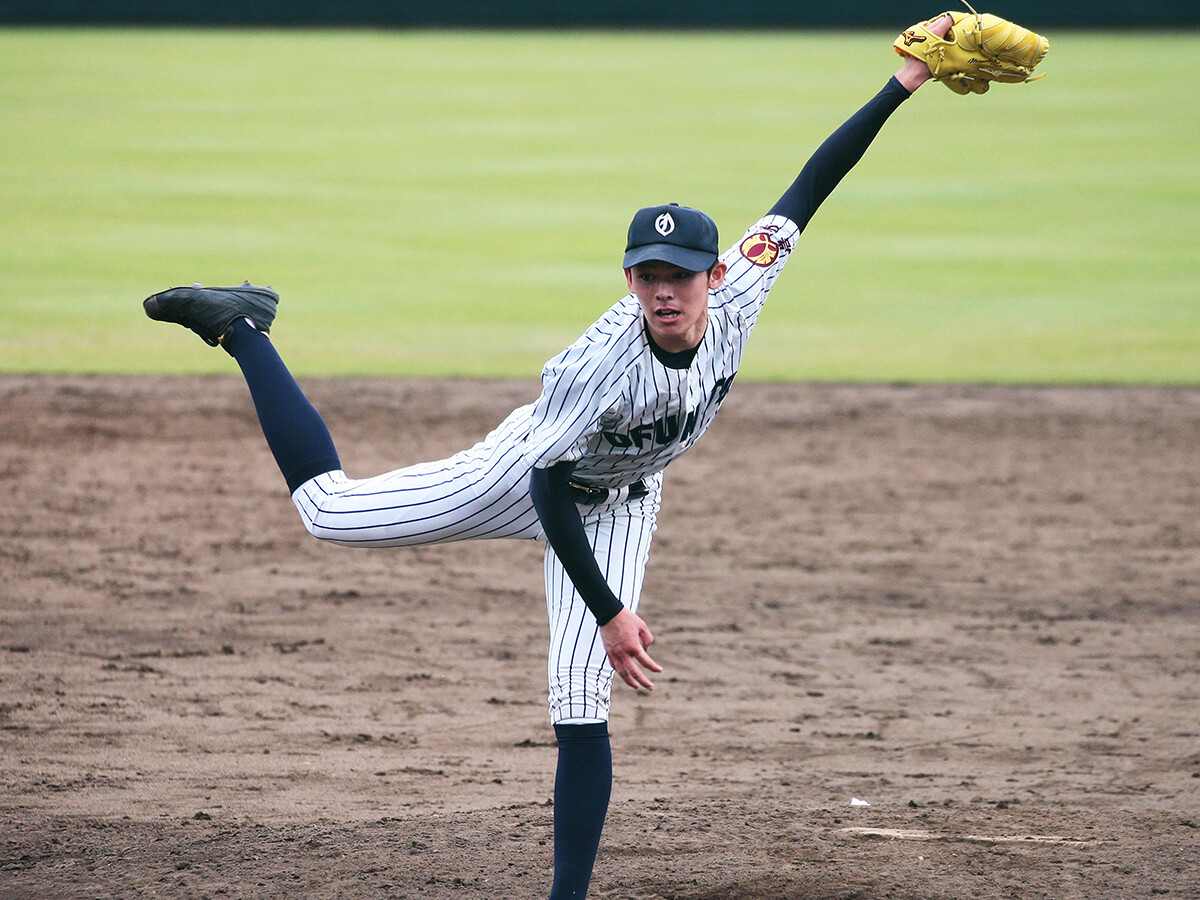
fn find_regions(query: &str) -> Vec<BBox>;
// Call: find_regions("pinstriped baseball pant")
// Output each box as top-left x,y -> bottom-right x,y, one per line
544,491 -> 656,722
290,413 -> 660,724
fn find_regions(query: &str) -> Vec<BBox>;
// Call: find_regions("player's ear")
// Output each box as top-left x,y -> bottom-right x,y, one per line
708,262 -> 727,290
625,267 -> 635,290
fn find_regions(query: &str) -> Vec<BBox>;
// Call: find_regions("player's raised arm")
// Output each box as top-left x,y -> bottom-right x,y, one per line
764,15 -> 953,235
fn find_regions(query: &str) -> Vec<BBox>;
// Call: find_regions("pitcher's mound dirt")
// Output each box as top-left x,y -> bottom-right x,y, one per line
1,376 -> 1196,899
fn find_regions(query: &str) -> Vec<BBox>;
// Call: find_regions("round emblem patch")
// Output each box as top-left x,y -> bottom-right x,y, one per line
739,232 -> 780,267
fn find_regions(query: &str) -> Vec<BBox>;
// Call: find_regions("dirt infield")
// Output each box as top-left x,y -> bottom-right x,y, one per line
1,375 -> 1197,900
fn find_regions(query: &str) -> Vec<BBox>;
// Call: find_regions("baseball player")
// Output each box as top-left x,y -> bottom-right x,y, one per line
142,15 -> 1045,898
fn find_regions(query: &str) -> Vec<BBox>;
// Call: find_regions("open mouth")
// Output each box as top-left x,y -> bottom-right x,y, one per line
655,309 -> 681,321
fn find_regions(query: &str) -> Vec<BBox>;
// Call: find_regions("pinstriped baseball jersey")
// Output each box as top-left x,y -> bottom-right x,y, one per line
521,213 -> 801,485
292,212 -> 802,551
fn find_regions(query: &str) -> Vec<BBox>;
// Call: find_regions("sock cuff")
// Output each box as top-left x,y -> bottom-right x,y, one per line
554,722 -> 609,743
283,457 -> 344,494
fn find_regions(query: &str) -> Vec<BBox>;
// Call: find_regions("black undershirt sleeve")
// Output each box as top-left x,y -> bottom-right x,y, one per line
768,77 -> 913,232
529,462 -> 625,626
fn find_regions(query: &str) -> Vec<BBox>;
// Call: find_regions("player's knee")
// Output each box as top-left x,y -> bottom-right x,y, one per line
301,516 -> 332,543
294,499 -> 349,546
299,515 -> 356,547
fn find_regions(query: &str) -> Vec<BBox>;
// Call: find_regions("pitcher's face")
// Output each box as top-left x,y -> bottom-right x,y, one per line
626,260 -> 726,353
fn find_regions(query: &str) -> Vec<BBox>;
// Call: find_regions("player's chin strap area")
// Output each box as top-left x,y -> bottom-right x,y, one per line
567,480 -> 649,506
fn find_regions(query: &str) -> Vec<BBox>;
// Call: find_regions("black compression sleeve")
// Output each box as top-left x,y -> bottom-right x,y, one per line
768,77 -> 913,232
529,462 -> 625,626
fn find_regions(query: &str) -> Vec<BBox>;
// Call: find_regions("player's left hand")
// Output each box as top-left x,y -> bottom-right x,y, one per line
894,13 -> 953,91
600,608 -> 663,692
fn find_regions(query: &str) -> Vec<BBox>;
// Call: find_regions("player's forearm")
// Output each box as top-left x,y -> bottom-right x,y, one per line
767,77 -> 912,231
529,463 -> 624,625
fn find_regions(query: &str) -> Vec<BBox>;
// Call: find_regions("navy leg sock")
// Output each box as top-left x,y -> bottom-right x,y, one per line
549,722 -> 612,900
221,319 -> 341,493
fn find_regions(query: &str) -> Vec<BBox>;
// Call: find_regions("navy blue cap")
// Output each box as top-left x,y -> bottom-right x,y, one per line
623,203 -> 719,272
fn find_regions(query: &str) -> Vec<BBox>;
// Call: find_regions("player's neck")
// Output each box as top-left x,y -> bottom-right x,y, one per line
643,324 -> 699,369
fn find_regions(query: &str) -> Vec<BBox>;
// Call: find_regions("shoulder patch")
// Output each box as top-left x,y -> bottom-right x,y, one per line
739,231 -> 781,267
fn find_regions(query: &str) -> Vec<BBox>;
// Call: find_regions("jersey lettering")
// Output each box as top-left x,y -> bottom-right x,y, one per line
600,374 -> 736,451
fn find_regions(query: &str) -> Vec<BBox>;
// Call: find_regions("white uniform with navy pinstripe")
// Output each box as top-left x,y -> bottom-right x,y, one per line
292,213 -> 800,723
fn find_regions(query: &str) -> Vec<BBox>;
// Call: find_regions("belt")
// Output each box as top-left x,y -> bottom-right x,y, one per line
566,479 -> 649,505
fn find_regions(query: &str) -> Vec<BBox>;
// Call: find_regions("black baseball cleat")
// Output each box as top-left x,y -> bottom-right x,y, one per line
143,282 -> 279,346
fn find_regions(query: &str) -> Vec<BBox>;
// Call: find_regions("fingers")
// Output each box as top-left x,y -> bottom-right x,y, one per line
639,646 -> 664,673
615,648 -> 661,691
599,609 -> 664,692
611,631 -> 662,691
617,659 -> 655,691
927,13 -> 954,38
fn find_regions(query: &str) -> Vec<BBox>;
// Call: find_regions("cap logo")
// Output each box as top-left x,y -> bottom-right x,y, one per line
654,213 -> 676,236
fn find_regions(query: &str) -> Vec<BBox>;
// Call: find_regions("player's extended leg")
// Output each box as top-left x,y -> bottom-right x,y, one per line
291,407 -> 543,547
222,320 -> 343,492
144,282 -> 543,546
144,284 -> 342,492
543,492 -> 658,900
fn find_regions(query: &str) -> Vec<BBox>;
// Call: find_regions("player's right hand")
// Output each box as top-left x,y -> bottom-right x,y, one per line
599,608 -> 663,692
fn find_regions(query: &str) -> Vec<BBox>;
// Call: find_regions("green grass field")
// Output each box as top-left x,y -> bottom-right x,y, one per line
1,28 -> 1196,382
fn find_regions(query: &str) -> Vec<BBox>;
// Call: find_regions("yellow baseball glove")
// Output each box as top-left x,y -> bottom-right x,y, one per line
895,11 -> 1049,94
